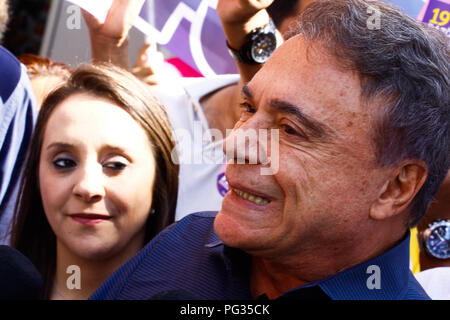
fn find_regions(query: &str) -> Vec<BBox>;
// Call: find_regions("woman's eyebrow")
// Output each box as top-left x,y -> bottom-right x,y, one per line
46,142 -> 75,151
100,145 -> 133,161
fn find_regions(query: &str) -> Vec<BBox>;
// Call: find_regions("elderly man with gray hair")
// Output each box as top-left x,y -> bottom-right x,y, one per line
91,0 -> 449,301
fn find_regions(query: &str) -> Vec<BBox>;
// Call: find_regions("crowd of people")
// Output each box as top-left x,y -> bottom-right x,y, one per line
0,0 -> 448,301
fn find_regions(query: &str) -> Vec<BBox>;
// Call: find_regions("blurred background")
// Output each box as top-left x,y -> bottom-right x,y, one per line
0,0 -> 435,74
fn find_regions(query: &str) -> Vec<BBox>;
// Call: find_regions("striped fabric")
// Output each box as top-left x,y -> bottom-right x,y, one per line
90,212 -> 430,300
0,46 -> 37,245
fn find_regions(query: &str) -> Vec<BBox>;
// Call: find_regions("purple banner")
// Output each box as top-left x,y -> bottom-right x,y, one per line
150,0 -> 237,76
144,0 -> 444,75
421,0 -> 450,37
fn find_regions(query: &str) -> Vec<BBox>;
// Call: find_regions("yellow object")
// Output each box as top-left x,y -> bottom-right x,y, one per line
410,227 -> 421,274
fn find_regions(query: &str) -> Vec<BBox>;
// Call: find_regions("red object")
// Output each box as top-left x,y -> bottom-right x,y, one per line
166,57 -> 203,77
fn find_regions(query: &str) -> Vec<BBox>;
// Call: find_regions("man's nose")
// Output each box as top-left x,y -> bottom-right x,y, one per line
72,162 -> 105,203
223,116 -> 271,166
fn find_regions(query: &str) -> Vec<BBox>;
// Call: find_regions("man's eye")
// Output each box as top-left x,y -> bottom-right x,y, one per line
239,102 -> 256,114
53,158 -> 76,169
103,162 -> 127,171
281,124 -> 308,140
282,124 -> 298,135
238,102 -> 256,122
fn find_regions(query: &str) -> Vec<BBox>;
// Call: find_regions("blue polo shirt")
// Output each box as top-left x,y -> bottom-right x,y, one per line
0,46 -> 37,244
90,212 -> 430,300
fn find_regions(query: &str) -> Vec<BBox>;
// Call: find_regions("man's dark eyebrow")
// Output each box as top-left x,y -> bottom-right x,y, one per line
270,99 -> 332,140
241,84 -> 333,140
241,84 -> 253,100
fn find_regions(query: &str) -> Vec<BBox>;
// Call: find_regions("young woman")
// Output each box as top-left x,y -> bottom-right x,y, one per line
10,63 -> 179,299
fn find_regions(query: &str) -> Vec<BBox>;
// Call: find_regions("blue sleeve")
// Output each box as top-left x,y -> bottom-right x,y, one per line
89,212 -> 228,300
0,46 -> 37,244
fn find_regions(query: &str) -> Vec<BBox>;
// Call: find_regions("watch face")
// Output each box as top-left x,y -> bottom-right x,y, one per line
424,220 -> 450,259
251,33 -> 277,64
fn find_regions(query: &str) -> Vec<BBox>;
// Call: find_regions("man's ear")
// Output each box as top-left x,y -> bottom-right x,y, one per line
370,161 -> 427,221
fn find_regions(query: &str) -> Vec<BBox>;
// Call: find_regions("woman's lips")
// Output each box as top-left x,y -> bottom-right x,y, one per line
70,213 -> 112,226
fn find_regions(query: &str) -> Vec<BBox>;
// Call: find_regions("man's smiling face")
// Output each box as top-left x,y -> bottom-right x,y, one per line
215,35 -> 393,262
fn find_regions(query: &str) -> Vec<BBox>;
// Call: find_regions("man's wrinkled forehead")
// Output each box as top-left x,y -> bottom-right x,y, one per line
250,34 -> 363,109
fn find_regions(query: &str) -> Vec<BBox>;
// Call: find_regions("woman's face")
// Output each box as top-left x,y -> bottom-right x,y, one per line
39,93 -> 156,260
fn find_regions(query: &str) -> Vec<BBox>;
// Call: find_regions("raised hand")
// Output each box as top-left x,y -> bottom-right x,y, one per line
83,0 -> 145,46
216,0 -> 275,25
84,0 -> 145,69
131,43 -> 165,86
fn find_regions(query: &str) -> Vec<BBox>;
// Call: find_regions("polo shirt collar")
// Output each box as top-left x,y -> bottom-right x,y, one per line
211,231 -> 412,300
313,232 -> 412,300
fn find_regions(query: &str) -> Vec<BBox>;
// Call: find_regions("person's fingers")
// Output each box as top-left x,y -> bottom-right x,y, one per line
132,48 -> 157,78
217,0 -> 274,24
132,66 -> 159,86
244,0 -> 275,10
81,8 -> 101,30
134,43 -> 165,70
134,43 -> 152,68
132,66 -> 153,77
106,0 -> 145,31
132,43 -> 168,86
97,0 -> 145,45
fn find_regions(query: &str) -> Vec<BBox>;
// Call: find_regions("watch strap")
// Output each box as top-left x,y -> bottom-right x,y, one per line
227,39 -> 257,64
226,19 -> 276,65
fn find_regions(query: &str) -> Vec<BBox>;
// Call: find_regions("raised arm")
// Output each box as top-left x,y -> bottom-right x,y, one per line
216,0 -> 283,83
83,0 -> 145,69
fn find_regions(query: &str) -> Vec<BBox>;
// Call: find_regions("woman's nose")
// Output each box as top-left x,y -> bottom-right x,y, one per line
72,162 -> 105,203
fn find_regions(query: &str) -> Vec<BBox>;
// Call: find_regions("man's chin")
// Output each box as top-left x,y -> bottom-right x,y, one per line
215,189 -> 282,248
213,209 -> 265,252
214,209 -> 247,248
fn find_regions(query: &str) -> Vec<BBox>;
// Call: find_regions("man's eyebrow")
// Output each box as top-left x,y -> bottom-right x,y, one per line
242,84 -> 253,100
241,84 -> 333,140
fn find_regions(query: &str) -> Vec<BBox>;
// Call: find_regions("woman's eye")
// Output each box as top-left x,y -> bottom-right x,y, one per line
103,162 -> 127,171
52,158 -> 76,169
